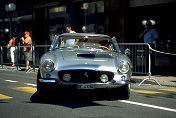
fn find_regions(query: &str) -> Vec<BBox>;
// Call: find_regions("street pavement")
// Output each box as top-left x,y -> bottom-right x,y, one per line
1,65 -> 176,87
0,68 -> 176,118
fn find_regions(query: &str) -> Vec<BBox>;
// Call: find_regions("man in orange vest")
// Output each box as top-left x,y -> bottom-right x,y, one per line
21,31 -> 32,71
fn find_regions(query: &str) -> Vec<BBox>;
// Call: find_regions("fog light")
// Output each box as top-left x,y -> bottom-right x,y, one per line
63,74 -> 71,81
100,74 -> 108,83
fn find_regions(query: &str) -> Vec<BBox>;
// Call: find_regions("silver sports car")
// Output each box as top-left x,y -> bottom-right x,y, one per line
37,33 -> 132,99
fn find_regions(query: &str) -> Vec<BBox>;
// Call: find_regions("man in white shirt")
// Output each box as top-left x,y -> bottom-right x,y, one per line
139,20 -> 158,47
65,24 -> 79,46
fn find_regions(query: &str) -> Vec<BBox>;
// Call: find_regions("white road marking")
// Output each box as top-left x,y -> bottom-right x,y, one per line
119,100 -> 176,113
4,79 -> 36,87
5,80 -> 18,83
24,83 -> 37,87
3,77 -> 176,113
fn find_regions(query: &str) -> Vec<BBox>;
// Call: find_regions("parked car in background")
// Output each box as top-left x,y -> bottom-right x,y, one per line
37,33 -> 132,99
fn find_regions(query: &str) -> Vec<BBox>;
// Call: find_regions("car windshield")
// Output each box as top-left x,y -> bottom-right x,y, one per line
58,36 -> 115,51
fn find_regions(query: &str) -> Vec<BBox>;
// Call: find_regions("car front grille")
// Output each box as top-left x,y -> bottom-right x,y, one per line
58,70 -> 114,83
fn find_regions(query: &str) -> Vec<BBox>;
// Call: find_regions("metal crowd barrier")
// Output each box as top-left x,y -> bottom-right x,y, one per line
0,46 -> 2,68
0,44 -> 160,86
119,43 -> 160,86
32,45 -> 50,66
0,46 -> 15,69
119,43 -> 149,74
0,45 -> 50,72
0,44 -> 155,74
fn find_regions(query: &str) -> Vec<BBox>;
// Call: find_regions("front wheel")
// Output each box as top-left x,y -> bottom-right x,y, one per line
119,84 -> 130,100
37,70 -> 47,98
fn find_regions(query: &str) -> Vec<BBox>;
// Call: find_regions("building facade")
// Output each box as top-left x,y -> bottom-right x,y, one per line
0,0 -> 176,73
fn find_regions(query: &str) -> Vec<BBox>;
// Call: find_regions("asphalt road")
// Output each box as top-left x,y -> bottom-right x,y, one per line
0,69 -> 176,118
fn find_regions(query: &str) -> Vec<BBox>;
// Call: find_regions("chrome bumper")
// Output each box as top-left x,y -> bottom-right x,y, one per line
39,79 -> 56,83
39,78 -> 130,89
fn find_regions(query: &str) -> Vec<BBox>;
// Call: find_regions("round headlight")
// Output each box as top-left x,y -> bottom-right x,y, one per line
42,60 -> 54,73
100,74 -> 108,83
63,74 -> 71,81
118,61 -> 130,74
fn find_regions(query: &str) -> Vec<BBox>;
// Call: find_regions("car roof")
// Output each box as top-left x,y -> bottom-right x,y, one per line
59,33 -> 111,38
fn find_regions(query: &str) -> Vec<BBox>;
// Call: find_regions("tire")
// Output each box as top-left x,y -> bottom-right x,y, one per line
37,70 -> 46,98
119,84 -> 130,100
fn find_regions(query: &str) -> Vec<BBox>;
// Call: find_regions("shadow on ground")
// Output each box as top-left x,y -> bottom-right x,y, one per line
30,90 -> 120,108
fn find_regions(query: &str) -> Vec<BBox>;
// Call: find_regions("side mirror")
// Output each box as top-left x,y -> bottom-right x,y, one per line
125,48 -> 131,55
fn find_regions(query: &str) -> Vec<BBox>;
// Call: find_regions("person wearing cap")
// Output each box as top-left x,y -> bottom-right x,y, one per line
21,31 -> 32,71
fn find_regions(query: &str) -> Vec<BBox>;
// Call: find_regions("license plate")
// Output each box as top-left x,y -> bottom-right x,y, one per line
77,84 -> 94,89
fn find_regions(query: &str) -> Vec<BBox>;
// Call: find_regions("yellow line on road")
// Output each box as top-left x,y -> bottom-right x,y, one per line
12,87 -> 37,94
134,90 -> 166,94
159,89 -> 176,92
0,94 -> 13,100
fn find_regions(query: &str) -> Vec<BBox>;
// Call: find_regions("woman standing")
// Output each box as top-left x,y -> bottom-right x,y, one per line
7,33 -> 17,67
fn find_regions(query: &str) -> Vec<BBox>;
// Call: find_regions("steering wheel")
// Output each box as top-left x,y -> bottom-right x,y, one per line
95,46 -> 110,50
73,45 -> 79,48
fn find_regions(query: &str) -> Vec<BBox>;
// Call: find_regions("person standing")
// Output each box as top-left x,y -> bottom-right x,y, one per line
139,20 -> 158,47
7,33 -> 17,67
139,20 -> 158,72
65,24 -> 79,46
21,31 -> 32,71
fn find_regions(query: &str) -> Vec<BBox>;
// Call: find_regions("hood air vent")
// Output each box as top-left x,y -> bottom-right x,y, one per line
77,53 -> 95,58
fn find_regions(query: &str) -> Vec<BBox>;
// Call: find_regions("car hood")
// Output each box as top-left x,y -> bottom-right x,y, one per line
53,49 -> 117,71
